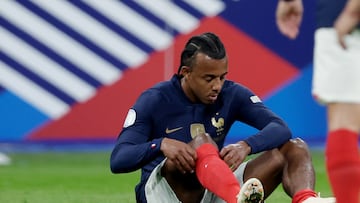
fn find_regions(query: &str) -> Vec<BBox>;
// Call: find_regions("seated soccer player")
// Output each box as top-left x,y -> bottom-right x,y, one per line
110,32 -> 335,203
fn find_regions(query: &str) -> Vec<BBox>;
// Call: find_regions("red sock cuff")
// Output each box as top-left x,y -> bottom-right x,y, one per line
196,143 -> 218,158
292,189 -> 317,203
326,129 -> 360,168
325,129 -> 360,203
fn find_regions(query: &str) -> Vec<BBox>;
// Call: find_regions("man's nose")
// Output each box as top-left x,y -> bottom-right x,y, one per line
212,78 -> 222,91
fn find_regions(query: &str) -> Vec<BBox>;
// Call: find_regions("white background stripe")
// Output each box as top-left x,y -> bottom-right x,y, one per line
0,0 -> 225,121
134,0 -> 199,33
183,0 -> 225,17
84,0 -> 173,50
0,61 -> 69,119
31,0 -> 148,67
0,27 -> 96,102
0,0 -> 121,85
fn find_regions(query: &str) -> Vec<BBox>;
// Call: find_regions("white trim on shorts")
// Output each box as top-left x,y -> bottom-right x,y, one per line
312,28 -> 360,104
144,158 -> 249,203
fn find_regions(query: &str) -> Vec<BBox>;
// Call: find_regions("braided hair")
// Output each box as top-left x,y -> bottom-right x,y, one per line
177,32 -> 226,77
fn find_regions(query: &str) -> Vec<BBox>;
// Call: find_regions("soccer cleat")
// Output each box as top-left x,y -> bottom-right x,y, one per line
237,178 -> 264,203
302,195 -> 336,203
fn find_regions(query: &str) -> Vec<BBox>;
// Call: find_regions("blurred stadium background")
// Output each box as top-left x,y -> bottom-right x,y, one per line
0,0 -> 325,148
0,0 -> 332,202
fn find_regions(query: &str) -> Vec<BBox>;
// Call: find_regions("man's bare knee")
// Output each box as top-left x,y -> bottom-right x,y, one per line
281,138 -> 311,158
189,133 -> 217,149
290,138 -> 310,150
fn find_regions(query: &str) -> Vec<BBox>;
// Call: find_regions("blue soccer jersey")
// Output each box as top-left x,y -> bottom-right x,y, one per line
110,75 -> 291,202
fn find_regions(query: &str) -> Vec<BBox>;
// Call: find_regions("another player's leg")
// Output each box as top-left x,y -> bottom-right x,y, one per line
326,103 -> 360,203
326,128 -> 360,203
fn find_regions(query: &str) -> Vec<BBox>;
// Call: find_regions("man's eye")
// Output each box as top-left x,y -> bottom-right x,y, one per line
205,78 -> 213,82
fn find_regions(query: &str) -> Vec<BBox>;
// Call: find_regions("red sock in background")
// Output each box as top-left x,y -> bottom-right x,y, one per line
196,143 -> 240,203
326,129 -> 360,203
292,189 -> 317,203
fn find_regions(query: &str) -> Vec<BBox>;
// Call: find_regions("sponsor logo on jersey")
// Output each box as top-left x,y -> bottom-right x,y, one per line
165,127 -> 183,134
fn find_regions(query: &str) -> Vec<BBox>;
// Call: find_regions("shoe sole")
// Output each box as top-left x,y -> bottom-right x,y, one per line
237,178 -> 264,203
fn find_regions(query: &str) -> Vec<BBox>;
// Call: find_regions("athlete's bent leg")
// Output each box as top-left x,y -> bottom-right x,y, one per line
161,133 -> 242,203
242,146 -> 285,199
161,154 -> 204,203
244,138 -> 335,202
191,133 -> 241,203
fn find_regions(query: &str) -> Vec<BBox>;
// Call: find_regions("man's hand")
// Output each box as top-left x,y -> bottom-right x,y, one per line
219,141 -> 251,171
276,0 -> 303,39
334,0 -> 360,49
161,138 -> 197,174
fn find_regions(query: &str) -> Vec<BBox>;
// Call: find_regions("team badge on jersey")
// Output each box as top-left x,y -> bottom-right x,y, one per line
212,115 -> 225,138
210,112 -> 226,141
190,124 -> 206,139
123,109 -> 136,128
211,117 -> 224,130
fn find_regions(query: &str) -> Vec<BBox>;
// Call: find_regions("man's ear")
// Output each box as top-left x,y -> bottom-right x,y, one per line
179,66 -> 190,77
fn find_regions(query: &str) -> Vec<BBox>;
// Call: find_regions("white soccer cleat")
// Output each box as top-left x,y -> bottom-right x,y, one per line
237,178 -> 264,203
302,195 -> 336,203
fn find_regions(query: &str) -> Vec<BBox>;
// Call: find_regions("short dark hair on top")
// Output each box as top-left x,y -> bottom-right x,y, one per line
177,32 -> 226,75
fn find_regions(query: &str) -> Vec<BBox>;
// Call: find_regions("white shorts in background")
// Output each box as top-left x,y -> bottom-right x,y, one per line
312,28 -> 360,104
145,158 -> 248,203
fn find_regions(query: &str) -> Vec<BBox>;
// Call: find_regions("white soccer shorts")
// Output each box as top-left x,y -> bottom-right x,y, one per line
312,28 -> 360,104
144,158 -> 248,203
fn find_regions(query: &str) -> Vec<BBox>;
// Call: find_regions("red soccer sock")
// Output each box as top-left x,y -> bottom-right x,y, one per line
292,189 -> 317,203
196,143 -> 240,203
326,129 -> 360,203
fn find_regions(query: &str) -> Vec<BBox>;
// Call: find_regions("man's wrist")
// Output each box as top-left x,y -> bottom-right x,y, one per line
236,141 -> 252,155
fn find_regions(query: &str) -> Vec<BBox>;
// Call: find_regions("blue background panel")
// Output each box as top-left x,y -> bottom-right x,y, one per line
227,64 -> 327,145
0,90 -> 48,140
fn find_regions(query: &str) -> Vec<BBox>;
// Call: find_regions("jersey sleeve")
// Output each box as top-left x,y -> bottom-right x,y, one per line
110,89 -> 164,173
231,85 -> 292,154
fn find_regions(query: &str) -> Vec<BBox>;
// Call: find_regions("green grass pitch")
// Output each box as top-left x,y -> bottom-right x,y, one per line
0,150 -> 333,203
